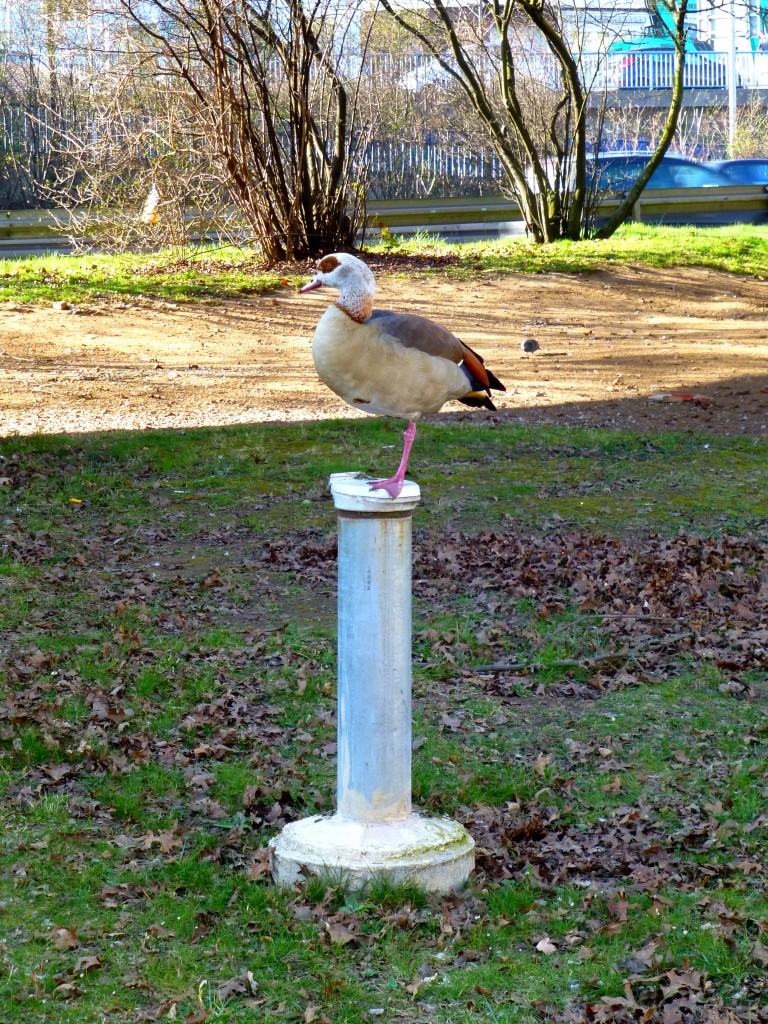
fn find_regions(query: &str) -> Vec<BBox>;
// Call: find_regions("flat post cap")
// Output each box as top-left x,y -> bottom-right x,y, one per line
330,472 -> 421,513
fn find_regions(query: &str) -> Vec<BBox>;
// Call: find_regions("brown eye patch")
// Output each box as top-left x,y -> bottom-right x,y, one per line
318,255 -> 341,273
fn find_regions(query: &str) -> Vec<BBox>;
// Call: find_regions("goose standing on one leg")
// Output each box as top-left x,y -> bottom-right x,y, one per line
300,253 -> 506,498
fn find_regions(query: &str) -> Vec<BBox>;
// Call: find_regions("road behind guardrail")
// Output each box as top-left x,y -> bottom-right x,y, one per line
2,186 -> 767,256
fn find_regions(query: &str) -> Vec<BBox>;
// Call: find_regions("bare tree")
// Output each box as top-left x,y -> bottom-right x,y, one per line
596,3 -> 690,238
113,0 -> 369,262
731,94 -> 768,157
375,0 -> 691,242
0,0 -> 83,207
359,54 -> 502,199
40,58 -> 248,253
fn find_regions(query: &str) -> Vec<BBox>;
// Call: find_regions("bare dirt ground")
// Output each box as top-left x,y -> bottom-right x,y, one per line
1,261 -> 767,438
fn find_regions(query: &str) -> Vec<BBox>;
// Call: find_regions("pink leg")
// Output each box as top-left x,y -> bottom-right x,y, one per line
369,422 -> 417,499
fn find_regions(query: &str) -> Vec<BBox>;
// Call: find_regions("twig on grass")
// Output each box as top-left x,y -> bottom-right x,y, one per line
474,629 -> 697,675
474,651 -> 634,674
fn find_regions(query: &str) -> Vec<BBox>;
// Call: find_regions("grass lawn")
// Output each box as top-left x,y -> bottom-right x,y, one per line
1,416 -> 767,1023
0,223 -> 767,305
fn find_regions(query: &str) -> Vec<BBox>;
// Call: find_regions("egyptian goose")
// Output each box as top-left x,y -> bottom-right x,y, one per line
300,253 -> 505,498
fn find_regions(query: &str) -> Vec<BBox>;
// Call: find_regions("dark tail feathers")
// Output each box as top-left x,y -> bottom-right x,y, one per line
459,393 -> 498,411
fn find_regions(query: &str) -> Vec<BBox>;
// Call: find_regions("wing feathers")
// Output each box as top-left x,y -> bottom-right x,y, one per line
368,310 -> 464,362
461,342 -> 506,393
366,308 -> 506,407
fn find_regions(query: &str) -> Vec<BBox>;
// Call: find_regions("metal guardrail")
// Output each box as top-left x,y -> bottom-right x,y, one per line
0,208 -> 70,240
1,186 -> 767,253
366,186 -> 768,234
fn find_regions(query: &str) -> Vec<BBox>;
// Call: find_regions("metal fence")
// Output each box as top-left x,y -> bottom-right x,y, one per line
4,48 -> 768,157
363,140 -> 503,181
591,49 -> 768,90
3,48 -> 767,205
2,101 -> 46,154
358,49 -> 768,91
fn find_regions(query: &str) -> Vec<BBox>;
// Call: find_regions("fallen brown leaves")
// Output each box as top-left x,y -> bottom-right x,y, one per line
420,528 -> 767,681
466,776 -> 768,892
0,664 -> 311,858
465,802 -> 685,889
537,967 -> 768,1024
264,526 -> 767,686
3,507 -> 767,1020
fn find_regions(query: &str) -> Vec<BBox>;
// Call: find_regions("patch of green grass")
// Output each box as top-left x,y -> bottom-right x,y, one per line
1,416 -> 767,1023
90,763 -> 184,824
3,421 -> 765,541
11,727 -> 56,767
0,246 -> 286,304
368,222 -> 768,278
2,660 -> 767,1023
2,224 -> 767,308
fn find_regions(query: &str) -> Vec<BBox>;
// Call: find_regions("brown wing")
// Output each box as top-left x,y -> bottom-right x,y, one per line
459,343 -> 492,389
368,309 -> 506,396
368,310 -> 465,362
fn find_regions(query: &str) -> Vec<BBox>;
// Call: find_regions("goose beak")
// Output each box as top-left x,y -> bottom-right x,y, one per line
300,276 -> 323,293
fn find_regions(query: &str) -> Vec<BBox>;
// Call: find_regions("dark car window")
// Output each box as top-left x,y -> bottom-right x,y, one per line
664,163 -> 729,187
594,158 -> 651,190
719,161 -> 768,184
594,159 -> 636,190
645,165 -> 677,188
595,158 -> 677,190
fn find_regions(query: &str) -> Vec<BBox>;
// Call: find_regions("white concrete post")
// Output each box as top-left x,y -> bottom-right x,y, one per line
336,475 -> 415,823
270,473 -> 475,893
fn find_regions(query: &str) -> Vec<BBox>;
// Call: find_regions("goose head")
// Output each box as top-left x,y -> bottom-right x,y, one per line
300,253 -> 375,322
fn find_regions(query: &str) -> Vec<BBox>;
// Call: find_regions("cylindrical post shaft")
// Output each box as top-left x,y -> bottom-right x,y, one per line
336,508 -> 413,822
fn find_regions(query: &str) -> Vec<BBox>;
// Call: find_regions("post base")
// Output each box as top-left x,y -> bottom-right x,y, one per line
270,813 -> 475,894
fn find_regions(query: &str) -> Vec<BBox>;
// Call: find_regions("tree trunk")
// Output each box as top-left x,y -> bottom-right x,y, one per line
377,0 -> 691,243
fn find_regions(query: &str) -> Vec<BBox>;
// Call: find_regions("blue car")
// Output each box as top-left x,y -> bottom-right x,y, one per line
587,154 -> 768,226
592,155 -> 733,192
706,159 -> 768,185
